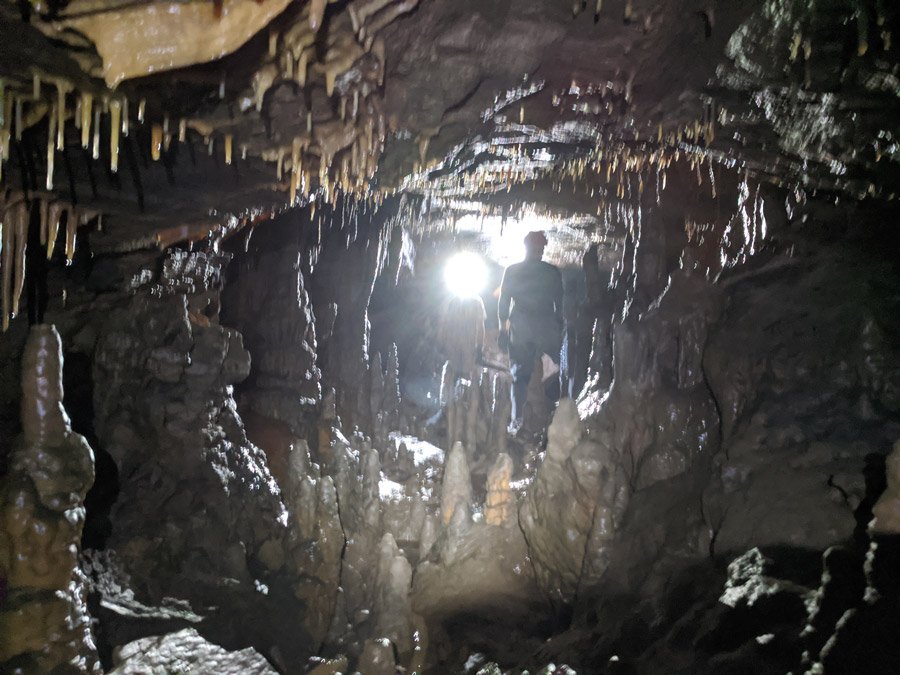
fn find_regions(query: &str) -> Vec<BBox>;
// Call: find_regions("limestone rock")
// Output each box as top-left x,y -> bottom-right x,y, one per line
440,441 -> 472,526
484,453 -> 514,526
0,325 -> 98,672
871,439 -> 900,534
356,638 -> 396,675
110,628 -> 276,674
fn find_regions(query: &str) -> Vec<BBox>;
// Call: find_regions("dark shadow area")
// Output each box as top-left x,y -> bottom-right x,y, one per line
62,351 -> 119,551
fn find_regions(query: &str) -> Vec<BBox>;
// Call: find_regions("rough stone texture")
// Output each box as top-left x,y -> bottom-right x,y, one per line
484,453 -> 514,527
109,628 -> 276,675
440,441 -> 473,526
356,638 -> 397,675
706,232 -> 900,554
92,250 -> 286,588
0,325 -> 99,673
871,439 -> 900,534
88,250 -> 344,667
222,237 -> 321,435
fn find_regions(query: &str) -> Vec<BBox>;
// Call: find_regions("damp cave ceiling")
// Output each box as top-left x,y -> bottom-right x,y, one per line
0,0 -> 898,255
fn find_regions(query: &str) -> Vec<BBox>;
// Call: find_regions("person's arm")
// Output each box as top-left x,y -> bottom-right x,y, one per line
497,268 -> 512,349
553,267 -> 564,325
498,267 -> 512,330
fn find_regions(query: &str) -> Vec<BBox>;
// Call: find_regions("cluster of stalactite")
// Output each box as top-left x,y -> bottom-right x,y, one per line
245,0 -> 420,203
0,189 -> 99,331
11,0 -> 420,207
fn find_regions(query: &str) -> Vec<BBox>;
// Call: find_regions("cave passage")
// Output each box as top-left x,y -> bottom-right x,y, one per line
0,1 -> 899,674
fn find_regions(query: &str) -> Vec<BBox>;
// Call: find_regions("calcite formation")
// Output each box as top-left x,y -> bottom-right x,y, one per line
484,452 -> 514,527
0,324 -> 98,672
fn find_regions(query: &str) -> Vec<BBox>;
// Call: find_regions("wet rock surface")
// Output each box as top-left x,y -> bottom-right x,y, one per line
0,0 -> 898,672
0,325 -> 99,673
109,628 -> 276,675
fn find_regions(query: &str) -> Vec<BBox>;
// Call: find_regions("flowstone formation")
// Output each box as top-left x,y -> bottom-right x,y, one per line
0,324 -> 98,673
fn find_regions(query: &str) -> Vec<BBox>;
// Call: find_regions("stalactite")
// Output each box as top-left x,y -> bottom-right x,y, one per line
224,133 -> 233,165
46,102 -> 57,191
65,209 -> 77,263
109,99 -> 121,172
151,124 -> 163,161
1,209 -> 13,331
47,201 -> 64,260
91,107 -> 100,160
79,92 -> 94,150
11,201 -> 27,318
309,0 -> 327,31
55,81 -> 70,151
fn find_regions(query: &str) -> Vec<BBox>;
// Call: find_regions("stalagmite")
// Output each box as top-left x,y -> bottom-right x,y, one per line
0,324 -> 98,668
151,124 -> 163,161
484,453 -> 514,526
440,441 -> 473,525
46,102 -> 56,191
109,99 -> 121,172
80,92 -> 92,148
11,201 -> 27,318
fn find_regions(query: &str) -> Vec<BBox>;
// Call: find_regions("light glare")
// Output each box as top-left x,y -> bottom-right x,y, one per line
444,252 -> 487,297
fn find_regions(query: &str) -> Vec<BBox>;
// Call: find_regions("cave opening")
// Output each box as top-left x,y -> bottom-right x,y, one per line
1,0 -> 900,674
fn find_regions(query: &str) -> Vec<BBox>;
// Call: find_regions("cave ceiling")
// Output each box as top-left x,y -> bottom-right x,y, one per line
0,0 -> 897,267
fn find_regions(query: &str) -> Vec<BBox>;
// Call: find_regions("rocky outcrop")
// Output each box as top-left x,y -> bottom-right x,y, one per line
89,250 -> 344,666
92,250 -> 285,589
0,324 -> 98,672
223,237 -> 321,436
109,628 -> 276,675
871,439 -> 900,534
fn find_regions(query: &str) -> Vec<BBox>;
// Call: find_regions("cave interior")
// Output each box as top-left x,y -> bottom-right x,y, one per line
0,0 -> 899,673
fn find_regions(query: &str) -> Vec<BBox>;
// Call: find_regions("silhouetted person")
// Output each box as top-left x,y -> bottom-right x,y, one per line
498,231 -> 563,434
438,294 -> 486,406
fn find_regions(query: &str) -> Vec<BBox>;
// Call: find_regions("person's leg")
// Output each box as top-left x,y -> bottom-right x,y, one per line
509,341 -> 534,425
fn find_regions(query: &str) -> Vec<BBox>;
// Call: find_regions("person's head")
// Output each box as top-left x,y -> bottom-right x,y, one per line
524,230 -> 548,261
